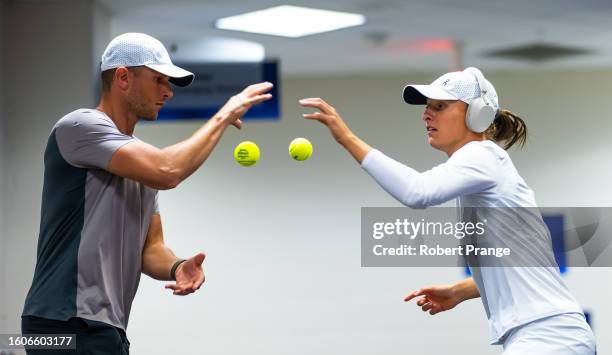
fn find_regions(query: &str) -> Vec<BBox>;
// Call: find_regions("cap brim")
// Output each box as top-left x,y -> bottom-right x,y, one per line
146,64 -> 195,87
402,84 -> 458,105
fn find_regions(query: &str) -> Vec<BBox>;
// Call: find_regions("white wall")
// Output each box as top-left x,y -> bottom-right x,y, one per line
92,0 -> 111,96
2,3 -> 611,353
2,0 -> 101,343
0,0 -> 6,334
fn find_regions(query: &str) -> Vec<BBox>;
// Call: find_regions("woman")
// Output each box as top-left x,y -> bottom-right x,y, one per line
299,67 -> 596,354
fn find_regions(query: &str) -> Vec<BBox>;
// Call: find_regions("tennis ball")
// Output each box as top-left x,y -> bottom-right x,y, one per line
234,141 -> 260,167
289,138 -> 313,161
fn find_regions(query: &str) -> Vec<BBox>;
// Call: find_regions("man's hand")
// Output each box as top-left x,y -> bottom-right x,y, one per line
165,253 -> 206,296
404,284 -> 463,315
215,82 -> 274,129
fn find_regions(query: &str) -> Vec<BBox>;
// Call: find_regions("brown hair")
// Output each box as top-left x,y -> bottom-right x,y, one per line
485,109 -> 528,150
101,68 -> 117,92
100,66 -> 143,92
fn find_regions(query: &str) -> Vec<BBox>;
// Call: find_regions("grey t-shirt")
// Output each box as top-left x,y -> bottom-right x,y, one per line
23,109 -> 159,330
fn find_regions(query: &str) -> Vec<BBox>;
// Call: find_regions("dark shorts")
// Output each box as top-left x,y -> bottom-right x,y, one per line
21,316 -> 130,355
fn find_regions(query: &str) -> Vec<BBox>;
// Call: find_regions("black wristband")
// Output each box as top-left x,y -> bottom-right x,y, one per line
170,259 -> 187,281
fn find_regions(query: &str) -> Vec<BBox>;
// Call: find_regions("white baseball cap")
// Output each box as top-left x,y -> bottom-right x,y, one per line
100,33 -> 194,87
402,68 -> 499,111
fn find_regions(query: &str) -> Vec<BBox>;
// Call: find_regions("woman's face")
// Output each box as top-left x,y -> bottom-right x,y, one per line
422,99 -> 473,156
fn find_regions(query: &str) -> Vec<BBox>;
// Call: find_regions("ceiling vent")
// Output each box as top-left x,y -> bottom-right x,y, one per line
484,43 -> 591,62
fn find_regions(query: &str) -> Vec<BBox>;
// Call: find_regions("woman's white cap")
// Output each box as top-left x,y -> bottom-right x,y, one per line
100,33 -> 194,87
403,68 -> 499,111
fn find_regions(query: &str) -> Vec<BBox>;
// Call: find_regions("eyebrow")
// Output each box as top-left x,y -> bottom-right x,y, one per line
154,74 -> 169,81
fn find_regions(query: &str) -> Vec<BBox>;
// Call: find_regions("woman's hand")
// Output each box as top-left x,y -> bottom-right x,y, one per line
299,98 -> 372,163
404,284 -> 463,315
404,278 -> 479,315
299,98 -> 353,143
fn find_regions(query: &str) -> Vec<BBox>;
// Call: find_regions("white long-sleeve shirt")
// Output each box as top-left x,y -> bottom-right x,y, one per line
361,140 -> 583,344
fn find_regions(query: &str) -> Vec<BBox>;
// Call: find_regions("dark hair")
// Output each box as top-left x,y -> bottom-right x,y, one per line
101,68 -> 117,92
100,66 -> 143,92
484,109 -> 528,150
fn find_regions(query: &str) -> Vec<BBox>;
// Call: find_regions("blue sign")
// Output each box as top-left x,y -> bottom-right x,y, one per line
543,215 -> 567,274
584,310 -> 592,327
464,214 -> 567,276
158,60 -> 280,121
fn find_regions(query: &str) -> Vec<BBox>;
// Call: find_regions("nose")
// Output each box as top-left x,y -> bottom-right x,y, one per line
422,108 -> 432,122
163,82 -> 174,100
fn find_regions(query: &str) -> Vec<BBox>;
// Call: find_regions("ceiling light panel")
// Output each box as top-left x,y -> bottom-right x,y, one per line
215,5 -> 366,38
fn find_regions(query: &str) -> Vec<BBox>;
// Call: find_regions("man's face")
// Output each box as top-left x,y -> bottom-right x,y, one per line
125,67 -> 174,121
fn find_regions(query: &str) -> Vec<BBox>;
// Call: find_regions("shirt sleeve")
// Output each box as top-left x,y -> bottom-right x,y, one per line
361,145 -> 497,208
54,110 -> 135,169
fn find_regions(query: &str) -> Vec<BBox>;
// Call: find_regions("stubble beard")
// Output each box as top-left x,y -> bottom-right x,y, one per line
126,92 -> 158,121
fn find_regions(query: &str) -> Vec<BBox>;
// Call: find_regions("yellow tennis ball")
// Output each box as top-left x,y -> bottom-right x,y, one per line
234,141 -> 260,167
289,138 -> 313,161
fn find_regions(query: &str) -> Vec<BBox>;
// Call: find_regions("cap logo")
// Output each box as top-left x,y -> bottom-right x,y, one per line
441,79 -> 450,86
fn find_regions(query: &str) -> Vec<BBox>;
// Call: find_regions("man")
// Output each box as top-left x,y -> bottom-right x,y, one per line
21,32 -> 273,354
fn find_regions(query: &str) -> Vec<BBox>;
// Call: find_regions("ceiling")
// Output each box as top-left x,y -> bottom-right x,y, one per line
99,0 -> 612,76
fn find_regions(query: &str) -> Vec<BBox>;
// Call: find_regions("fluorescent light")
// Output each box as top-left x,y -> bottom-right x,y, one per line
215,5 -> 366,38
170,37 -> 265,62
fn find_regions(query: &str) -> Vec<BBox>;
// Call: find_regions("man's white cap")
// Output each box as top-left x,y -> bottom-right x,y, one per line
402,68 -> 499,111
100,33 -> 194,87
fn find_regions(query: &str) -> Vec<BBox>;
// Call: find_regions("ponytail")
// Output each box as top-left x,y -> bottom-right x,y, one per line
485,109 -> 527,150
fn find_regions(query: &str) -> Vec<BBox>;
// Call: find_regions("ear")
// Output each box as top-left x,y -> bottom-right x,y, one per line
114,67 -> 130,91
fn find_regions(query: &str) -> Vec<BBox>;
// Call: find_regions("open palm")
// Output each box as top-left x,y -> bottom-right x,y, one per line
165,253 -> 205,296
